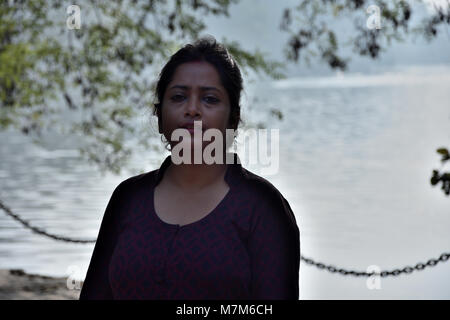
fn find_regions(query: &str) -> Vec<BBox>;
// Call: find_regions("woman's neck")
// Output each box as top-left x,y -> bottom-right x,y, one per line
165,161 -> 228,192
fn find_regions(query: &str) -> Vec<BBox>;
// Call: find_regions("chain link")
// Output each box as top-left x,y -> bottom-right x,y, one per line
0,199 -> 96,244
2,198 -> 450,276
301,253 -> 450,277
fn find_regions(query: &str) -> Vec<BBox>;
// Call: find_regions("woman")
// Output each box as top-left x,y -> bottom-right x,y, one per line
79,36 -> 300,300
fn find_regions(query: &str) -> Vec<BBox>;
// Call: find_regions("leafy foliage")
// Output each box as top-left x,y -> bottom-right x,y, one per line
0,0 -> 283,174
431,148 -> 450,196
1,0 -> 449,193
280,0 -> 450,70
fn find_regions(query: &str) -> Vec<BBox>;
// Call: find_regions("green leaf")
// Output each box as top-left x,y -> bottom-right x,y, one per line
437,148 -> 449,157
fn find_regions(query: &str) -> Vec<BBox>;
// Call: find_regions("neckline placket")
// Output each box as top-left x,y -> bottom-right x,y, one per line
155,224 -> 180,287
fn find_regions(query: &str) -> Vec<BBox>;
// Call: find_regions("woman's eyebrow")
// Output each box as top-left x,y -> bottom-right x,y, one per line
169,85 -> 221,92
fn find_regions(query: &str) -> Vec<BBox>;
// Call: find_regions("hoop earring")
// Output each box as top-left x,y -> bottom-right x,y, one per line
160,134 -> 172,152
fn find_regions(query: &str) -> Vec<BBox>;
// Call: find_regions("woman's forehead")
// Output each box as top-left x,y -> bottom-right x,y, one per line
170,61 -> 223,87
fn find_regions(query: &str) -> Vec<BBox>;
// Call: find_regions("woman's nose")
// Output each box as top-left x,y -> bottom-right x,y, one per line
185,96 -> 201,117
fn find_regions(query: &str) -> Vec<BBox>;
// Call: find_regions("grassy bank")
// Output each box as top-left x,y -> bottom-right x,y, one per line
0,269 -> 80,300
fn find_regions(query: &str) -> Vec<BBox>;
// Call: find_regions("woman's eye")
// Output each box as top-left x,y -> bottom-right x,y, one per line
170,94 -> 185,102
204,96 -> 219,104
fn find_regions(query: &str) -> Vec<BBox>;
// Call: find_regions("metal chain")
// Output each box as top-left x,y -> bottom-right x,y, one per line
0,199 -> 96,244
301,253 -> 450,277
2,198 -> 450,276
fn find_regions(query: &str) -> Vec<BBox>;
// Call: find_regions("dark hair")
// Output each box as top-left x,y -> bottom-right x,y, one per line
153,36 -> 243,145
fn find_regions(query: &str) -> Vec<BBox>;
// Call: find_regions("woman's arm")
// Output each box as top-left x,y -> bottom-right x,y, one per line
247,193 -> 300,300
79,183 -> 124,300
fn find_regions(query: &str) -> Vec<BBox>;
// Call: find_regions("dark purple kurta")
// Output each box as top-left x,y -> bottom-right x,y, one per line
79,153 -> 300,300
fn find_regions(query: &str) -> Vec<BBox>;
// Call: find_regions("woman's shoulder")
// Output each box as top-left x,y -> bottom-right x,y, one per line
111,169 -> 158,198
238,167 -> 299,234
239,166 -> 285,204
239,167 -> 297,221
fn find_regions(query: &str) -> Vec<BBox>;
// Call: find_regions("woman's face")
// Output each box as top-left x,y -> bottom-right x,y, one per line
160,61 -> 231,152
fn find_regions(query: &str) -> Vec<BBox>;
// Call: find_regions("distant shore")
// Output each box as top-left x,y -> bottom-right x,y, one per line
0,269 -> 80,300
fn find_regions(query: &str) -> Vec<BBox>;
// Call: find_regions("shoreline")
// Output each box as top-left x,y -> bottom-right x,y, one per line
0,269 -> 81,300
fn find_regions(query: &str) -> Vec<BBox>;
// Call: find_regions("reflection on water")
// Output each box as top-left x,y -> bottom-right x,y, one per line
1,65 -> 449,299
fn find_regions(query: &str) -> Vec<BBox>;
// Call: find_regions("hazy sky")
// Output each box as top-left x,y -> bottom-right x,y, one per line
203,0 -> 450,77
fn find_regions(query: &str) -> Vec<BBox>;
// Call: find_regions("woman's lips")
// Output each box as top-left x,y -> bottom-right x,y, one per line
180,126 -> 204,134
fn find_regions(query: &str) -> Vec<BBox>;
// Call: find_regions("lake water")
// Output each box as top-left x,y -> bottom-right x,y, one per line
1,64 -> 449,299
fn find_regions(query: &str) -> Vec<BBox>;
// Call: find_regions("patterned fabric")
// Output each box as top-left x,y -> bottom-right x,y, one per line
79,153 -> 300,300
